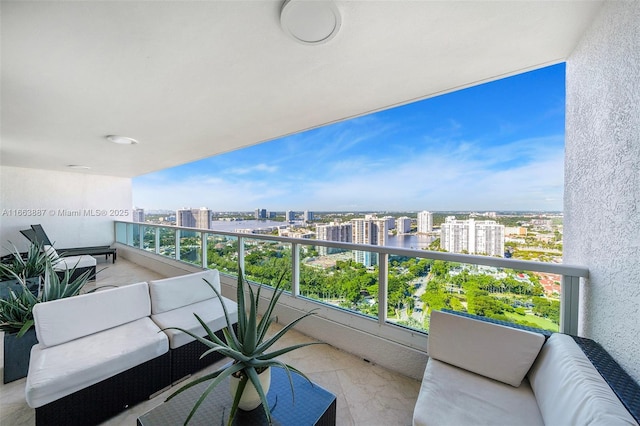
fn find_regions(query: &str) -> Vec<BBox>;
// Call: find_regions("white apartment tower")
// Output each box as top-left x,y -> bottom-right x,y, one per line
176,207 -> 212,229
396,216 -> 412,234
315,222 -> 352,255
417,211 -> 433,233
351,218 -> 388,267
133,208 -> 145,223
440,217 -> 504,256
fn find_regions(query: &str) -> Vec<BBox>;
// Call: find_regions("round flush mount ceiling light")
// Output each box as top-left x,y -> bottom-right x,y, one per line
106,135 -> 139,145
280,0 -> 341,45
67,165 -> 91,170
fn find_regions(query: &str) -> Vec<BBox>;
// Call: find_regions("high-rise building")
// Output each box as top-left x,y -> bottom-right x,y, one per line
176,207 -> 212,229
396,216 -> 411,234
351,218 -> 388,266
254,208 -> 267,219
133,208 -> 145,223
303,210 -> 314,222
315,222 -> 352,255
285,210 -> 295,221
382,216 -> 396,230
417,211 -> 433,233
440,217 -> 504,256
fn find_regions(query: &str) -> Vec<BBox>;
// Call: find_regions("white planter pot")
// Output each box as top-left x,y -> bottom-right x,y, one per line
229,367 -> 271,411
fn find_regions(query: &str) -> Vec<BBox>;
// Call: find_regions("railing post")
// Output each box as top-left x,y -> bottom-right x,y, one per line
560,274 -> 580,335
238,236 -> 245,273
201,232 -> 208,269
139,225 -> 145,250
292,242 -> 300,297
378,252 -> 388,325
175,229 -> 181,261
155,227 -> 160,255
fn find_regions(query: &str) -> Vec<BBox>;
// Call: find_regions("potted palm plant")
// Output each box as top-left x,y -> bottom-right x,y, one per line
165,267 -> 322,426
0,259 -> 94,383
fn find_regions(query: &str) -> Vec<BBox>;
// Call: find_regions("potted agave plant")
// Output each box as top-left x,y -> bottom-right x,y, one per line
0,258 -> 94,383
165,267 -> 321,425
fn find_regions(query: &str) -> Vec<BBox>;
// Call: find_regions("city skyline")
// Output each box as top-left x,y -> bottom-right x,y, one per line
133,64 -> 565,212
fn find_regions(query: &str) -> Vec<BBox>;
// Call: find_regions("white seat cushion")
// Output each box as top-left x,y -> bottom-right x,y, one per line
25,317 -> 168,408
51,254 -> 96,270
528,333 -> 638,425
151,296 -> 238,349
149,270 -> 221,315
413,358 -> 544,426
33,282 -> 151,347
427,310 -> 545,387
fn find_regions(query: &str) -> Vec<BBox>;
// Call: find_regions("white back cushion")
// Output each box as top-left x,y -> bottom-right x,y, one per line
33,282 -> 151,347
428,310 -> 545,387
528,333 -> 637,425
149,269 -> 220,315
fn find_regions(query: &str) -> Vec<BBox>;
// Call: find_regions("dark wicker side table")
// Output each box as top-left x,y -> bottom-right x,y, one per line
137,367 -> 337,426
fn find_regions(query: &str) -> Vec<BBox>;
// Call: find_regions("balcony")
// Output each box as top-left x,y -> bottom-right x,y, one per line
1,257 -> 421,426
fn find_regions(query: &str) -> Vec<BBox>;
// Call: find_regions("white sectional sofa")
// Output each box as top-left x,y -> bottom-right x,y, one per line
148,269 -> 239,383
26,282 -> 170,426
413,310 -> 640,426
25,269 -> 239,426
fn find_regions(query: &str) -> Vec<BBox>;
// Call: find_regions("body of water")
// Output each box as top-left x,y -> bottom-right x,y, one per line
209,219 -> 436,251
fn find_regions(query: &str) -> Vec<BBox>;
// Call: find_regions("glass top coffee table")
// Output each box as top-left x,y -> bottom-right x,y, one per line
137,367 -> 336,426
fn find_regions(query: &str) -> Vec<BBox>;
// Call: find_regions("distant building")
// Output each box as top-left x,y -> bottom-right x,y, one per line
176,207 -> 211,229
417,211 -> 433,233
382,216 -> 396,230
285,210 -> 296,221
396,216 -> 412,234
351,218 -> 388,267
133,208 -> 145,223
440,217 -> 504,257
315,222 -> 352,256
254,208 -> 267,219
505,226 -> 527,236
304,210 -> 314,222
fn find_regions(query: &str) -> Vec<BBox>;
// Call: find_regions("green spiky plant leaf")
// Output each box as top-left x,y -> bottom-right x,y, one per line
165,266 -> 322,426
0,254 -> 94,336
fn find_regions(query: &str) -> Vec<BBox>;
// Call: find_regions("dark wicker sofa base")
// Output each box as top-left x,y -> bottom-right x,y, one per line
34,352 -> 170,426
171,325 -> 237,383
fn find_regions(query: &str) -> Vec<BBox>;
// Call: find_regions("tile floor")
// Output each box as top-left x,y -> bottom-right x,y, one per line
0,257 -> 420,426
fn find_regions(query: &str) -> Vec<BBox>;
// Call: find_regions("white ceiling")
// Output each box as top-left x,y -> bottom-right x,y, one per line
1,0 -> 603,178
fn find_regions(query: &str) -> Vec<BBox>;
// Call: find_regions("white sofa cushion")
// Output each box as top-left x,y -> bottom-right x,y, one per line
33,282 -> 151,347
149,269 -> 221,315
51,254 -> 96,270
413,358 -> 544,426
528,333 -> 638,425
25,317 -> 168,408
151,296 -> 239,349
428,310 -> 545,387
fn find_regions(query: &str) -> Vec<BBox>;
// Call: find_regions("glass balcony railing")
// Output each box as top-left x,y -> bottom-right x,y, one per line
115,221 -> 588,335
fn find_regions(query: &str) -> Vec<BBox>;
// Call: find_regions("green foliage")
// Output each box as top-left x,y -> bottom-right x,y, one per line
165,267 -> 321,426
0,259 -> 93,335
0,242 -> 49,281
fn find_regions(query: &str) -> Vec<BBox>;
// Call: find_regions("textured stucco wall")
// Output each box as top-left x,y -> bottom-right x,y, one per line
0,166 -> 133,255
565,0 -> 640,382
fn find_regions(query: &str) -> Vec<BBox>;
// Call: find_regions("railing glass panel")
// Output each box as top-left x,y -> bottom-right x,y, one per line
205,233 -> 239,277
385,257 -> 560,332
158,227 -> 176,259
300,245 -> 379,319
179,230 -> 202,266
243,237 -> 293,292
142,226 -> 156,253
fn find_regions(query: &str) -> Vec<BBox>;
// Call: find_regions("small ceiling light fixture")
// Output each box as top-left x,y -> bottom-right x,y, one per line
280,0 -> 341,45
106,135 -> 139,145
67,165 -> 91,170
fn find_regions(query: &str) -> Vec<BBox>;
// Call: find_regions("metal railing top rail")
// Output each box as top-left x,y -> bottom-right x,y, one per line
116,221 -> 589,278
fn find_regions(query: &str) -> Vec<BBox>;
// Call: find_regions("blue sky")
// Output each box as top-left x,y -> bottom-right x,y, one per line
133,64 -> 565,212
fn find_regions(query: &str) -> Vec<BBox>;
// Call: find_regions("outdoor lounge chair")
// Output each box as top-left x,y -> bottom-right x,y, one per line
20,225 -> 116,263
